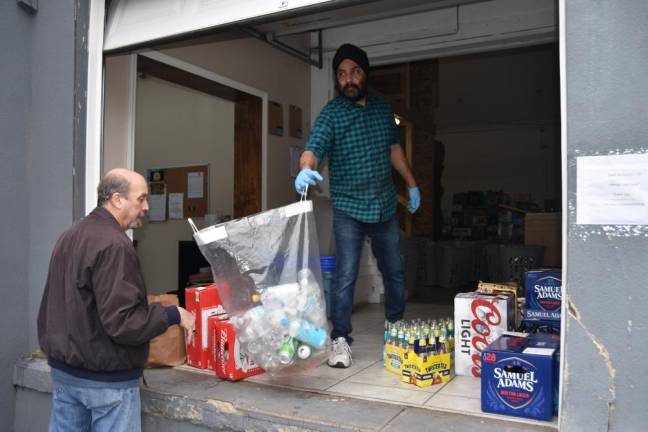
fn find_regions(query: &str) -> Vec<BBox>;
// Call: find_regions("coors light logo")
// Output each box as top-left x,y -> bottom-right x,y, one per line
469,299 -> 503,377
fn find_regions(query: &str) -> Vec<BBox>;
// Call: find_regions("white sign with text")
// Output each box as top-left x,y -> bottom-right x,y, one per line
577,153 -> 648,225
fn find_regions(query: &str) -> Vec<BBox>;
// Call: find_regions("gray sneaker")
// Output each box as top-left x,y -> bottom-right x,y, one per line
328,337 -> 353,368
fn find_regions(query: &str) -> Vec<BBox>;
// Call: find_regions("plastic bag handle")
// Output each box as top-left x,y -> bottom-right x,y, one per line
300,185 -> 309,202
187,218 -> 199,234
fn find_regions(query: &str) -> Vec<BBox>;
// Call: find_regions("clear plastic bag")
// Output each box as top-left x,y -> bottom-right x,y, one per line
189,199 -> 329,371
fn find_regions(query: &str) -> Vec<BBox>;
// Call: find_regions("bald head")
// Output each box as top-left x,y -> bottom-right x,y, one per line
97,168 -> 149,230
97,169 -> 145,206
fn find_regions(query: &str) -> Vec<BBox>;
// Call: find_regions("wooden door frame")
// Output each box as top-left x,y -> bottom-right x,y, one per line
395,115 -> 414,237
125,51 -> 268,213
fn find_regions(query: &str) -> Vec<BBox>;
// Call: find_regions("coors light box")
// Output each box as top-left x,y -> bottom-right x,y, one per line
454,291 -> 515,377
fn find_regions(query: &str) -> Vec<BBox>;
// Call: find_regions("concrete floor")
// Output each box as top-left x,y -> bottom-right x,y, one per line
242,302 -> 558,429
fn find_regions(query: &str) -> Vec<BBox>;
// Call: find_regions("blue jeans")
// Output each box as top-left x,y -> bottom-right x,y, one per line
49,368 -> 141,432
331,208 -> 406,344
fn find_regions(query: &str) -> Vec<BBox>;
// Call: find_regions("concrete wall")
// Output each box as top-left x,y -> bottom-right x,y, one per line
561,1 -> 648,431
133,76 -> 235,295
436,45 -> 561,215
1,4 -> 32,430
1,1 -> 76,431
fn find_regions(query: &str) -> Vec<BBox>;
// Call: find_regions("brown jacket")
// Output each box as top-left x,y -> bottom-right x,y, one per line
38,207 -> 172,380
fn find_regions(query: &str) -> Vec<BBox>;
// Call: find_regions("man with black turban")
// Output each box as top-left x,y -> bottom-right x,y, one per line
295,43 -> 420,368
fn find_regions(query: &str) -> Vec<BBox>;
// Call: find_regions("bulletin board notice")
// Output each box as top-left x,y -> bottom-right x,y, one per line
148,165 -> 209,220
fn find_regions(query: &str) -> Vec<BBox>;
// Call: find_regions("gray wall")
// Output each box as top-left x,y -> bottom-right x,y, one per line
0,1 -> 75,431
1,3 -> 32,430
561,1 -> 648,431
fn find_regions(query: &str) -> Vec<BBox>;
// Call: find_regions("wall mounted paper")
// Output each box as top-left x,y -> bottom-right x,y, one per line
577,153 -> 648,225
169,193 -> 184,219
187,172 -> 204,198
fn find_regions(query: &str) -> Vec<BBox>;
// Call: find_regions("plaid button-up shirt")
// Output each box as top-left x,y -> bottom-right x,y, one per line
305,95 -> 399,223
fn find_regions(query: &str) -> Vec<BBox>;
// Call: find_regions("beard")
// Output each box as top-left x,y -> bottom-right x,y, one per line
128,212 -> 146,229
336,80 -> 368,103
128,218 -> 143,229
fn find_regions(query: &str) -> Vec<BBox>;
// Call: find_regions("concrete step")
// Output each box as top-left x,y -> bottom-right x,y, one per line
15,357 -> 557,432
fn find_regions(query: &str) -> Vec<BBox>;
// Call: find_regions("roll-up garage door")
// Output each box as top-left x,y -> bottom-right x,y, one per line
104,0 -> 344,52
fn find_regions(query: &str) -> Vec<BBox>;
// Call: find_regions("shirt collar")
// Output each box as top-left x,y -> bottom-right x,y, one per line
92,206 -> 124,231
338,95 -> 374,110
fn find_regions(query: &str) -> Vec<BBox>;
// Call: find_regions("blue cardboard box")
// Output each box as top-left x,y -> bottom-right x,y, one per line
481,333 -> 560,421
519,318 -> 561,335
524,270 -> 562,321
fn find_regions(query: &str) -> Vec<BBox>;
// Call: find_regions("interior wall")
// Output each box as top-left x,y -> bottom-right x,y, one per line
435,45 -> 560,215
104,54 -> 134,172
158,36 -> 311,209
134,76 -> 235,295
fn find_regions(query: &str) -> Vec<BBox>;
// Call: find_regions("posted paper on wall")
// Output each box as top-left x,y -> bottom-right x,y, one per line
187,172 -> 204,198
577,153 -> 648,225
169,193 -> 184,219
148,193 -> 167,222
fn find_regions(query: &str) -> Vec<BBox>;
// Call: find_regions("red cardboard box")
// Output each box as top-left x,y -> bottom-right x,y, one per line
208,316 -> 264,380
185,284 -> 228,369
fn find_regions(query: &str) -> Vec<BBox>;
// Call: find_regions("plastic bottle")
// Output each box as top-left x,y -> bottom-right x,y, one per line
234,306 -> 267,342
260,283 -> 300,306
297,268 -> 328,327
297,268 -> 319,292
289,319 -> 327,349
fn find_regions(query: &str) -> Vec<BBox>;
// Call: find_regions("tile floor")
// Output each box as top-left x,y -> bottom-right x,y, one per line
245,302 -> 558,429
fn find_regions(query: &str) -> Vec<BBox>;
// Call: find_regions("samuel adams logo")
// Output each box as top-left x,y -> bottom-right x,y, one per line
534,276 -> 561,311
487,357 -> 541,410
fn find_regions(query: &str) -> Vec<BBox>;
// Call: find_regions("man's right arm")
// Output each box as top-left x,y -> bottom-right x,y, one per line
92,243 -> 182,346
295,107 -> 334,193
299,150 -> 318,170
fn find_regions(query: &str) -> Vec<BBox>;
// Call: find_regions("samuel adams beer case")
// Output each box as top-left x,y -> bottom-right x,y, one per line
524,270 -> 562,321
481,333 -> 560,421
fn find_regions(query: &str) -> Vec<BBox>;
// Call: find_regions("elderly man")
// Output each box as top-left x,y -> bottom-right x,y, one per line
38,168 -> 195,432
295,43 -> 420,368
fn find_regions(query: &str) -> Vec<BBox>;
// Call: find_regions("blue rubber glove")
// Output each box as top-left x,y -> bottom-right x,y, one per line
295,168 -> 323,194
407,186 -> 420,213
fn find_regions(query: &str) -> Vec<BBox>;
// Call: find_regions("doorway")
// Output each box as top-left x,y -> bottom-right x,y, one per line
103,51 -> 266,298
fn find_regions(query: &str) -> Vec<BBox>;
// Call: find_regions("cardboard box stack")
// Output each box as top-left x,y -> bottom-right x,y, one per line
454,290 -> 516,378
481,332 -> 560,421
384,318 -> 454,388
185,283 -> 264,380
521,270 -> 562,334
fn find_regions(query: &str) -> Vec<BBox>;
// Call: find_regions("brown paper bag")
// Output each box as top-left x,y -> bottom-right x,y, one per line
145,294 -> 186,368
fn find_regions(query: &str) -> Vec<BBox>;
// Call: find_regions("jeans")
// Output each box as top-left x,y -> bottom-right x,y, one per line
49,368 -> 141,432
331,208 -> 406,344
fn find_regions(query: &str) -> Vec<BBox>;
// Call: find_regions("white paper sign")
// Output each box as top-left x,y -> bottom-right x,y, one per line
148,194 -> 166,222
168,193 -> 184,219
187,172 -> 204,198
577,153 -> 648,225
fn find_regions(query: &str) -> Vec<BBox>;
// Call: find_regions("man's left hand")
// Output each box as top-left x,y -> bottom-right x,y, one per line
407,187 -> 420,214
178,307 -> 196,345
